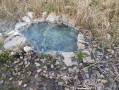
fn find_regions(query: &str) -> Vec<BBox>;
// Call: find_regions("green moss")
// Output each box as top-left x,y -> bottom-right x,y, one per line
104,45 -> 109,53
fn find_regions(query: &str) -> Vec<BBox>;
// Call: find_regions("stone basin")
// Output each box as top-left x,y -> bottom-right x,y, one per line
21,21 -> 79,53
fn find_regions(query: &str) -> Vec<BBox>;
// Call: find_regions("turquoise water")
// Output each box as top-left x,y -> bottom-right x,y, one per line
21,21 -> 78,53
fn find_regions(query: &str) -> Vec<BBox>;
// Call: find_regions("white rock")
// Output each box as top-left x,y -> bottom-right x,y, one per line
62,52 -> 75,58
63,58 -> 73,66
22,16 -> 31,23
27,12 -> 34,19
78,34 -> 85,43
101,80 -> 107,83
56,15 -> 62,24
30,88 -> 34,90
77,43 -> 85,49
7,31 -> 15,35
7,31 -> 20,36
15,22 -> 28,30
33,19 -> 40,23
4,34 -> 27,51
97,83 -> 104,90
68,68 -> 73,72
82,50 -> 90,55
51,65 -> 54,68
24,46 -> 33,52
83,56 -> 94,63
39,18 -> 45,22
42,11 -> 47,18
61,52 -> 77,66
62,15 -> 68,25
68,19 -> 76,27
106,34 -> 111,40
46,13 -> 56,22
18,80 -> 22,85
37,69 -> 42,73
35,62 -> 40,67
10,52 -> 16,56
23,84 -> 27,87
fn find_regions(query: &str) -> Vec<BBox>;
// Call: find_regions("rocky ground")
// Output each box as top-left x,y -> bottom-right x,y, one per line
0,29 -> 119,90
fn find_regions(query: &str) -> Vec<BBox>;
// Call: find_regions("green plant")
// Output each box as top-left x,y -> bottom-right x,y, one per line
77,50 -> 83,60
50,60 -> 54,64
83,62 -> 91,67
0,52 -> 14,65
39,53 -> 44,59
104,45 -> 109,53
59,78 -> 64,82
3,66 -> 11,73
60,63 -> 64,68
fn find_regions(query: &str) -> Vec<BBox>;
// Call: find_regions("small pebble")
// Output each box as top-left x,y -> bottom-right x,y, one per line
23,84 -> 27,87
51,65 -> 54,68
37,69 -> 42,73
35,62 -> 40,67
18,81 -> 22,86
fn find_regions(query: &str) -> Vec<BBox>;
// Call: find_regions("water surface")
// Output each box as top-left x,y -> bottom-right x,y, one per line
21,21 -> 78,53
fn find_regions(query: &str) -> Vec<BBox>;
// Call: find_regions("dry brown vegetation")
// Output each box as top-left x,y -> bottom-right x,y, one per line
0,0 -> 119,47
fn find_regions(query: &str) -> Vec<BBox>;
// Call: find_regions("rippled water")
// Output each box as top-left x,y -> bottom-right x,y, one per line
21,21 -> 78,53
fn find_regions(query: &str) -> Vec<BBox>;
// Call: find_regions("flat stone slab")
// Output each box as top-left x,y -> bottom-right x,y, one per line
21,21 -> 78,53
4,34 -> 27,51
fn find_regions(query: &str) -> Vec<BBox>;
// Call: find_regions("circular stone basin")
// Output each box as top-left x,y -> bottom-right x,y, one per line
21,21 -> 78,53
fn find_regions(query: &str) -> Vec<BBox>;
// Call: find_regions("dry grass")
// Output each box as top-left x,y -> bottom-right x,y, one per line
0,0 -> 119,47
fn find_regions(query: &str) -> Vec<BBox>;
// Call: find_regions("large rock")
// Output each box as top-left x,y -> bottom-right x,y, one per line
4,32 -> 28,51
24,46 -> 33,53
83,56 -> 94,63
56,15 -> 62,24
27,12 -> 34,19
61,52 -> 77,66
46,13 -> 56,22
22,16 -> 31,23
62,15 -> 68,25
42,11 -> 47,19
77,34 -> 85,43
15,22 -> 28,31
